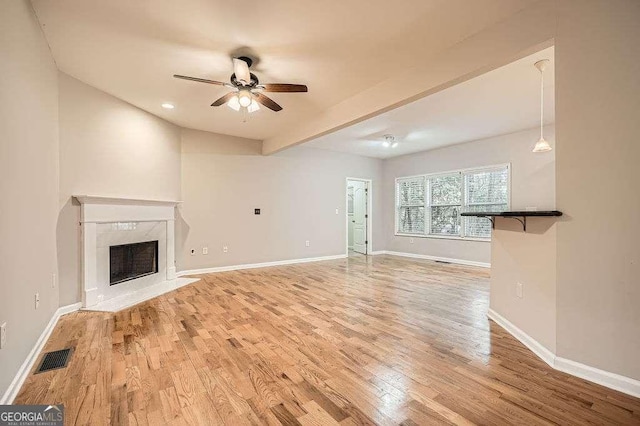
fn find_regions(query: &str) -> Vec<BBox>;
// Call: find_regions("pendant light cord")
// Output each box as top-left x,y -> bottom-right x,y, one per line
540,65 -> 544,140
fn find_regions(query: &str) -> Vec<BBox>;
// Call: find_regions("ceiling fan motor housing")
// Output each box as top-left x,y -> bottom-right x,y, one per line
231,72 -> 259,87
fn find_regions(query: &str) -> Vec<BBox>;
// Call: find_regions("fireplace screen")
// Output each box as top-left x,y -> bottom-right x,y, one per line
109,240 -> 159,285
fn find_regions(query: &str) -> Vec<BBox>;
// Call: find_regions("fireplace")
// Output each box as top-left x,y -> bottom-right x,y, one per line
109,240 -> 159,285
75,195 -> 186,311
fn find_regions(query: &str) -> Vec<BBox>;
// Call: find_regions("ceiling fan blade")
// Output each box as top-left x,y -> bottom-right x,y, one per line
253,92 -> 283,112
233,58 -> 251,85
173,74 -> 226,85
261,83 -> 308,93
210,92 -> 237,107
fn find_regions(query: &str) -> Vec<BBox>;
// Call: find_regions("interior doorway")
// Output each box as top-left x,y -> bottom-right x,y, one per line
346,178 -> 371,255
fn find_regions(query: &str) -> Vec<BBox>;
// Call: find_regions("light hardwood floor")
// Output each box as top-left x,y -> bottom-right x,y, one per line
15,255 -> 640,425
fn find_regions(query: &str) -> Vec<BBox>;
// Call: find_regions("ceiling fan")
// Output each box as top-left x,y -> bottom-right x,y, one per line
173,56 -> 307,113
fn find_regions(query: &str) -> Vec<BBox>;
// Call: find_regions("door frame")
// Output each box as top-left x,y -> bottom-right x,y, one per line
345,177 -> 373,255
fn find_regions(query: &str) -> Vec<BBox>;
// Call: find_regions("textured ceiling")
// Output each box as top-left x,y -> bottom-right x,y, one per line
305,47 -> 555,158
32,0 -> 534,141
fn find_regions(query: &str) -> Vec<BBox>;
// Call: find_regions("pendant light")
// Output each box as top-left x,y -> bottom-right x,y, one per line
532,59 -> 552,153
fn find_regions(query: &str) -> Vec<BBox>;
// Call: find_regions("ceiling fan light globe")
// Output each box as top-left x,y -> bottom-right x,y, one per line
248,99 -> 260,113
382,141 -> 390,148
238,92 -> 252,108
532,137 -> 552,153
391,142 -> 399,148
227,95 -> 241,111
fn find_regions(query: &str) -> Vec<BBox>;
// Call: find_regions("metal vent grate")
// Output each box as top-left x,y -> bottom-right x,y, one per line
35,348 -> 73,374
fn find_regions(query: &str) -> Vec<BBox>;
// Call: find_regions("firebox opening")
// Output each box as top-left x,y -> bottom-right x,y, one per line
109,240 -> 159,285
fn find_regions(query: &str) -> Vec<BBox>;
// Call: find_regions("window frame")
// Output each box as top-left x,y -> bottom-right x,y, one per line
395,163 -> 511,241
396,176 -> 427,236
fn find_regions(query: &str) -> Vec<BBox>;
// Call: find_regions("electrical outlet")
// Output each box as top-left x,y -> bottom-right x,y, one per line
0,322 -> 6,349
52,273 -> 56,288
409,238 -> 414,244
305,240 -> 310,247
335,208 -> 339,215
223,246 -> 228,253
516,282 -> 523,298
190,249 -> 196,256
202,247 -> 208,255
35,292 -> 40,309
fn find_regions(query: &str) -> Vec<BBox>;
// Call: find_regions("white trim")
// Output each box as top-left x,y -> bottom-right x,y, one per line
74,195 -> 181,207
394,163 -> 511,240
75,196 -> 177,309
488,308 -> 640,398
57,302 -> 83,316
394,162 -> 512,181
0,303 -> 82,405
177,254 -> 348,277
382,250 -> 490,268
394,233 -> 491,242
345,177 -> 373,256
369,251 -> 386,255
487,308 -> 555,367
554,357 -> 640,399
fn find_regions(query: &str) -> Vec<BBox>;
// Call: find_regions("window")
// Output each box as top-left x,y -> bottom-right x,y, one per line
464,169 -> 509,238
430,174 -> 462,236
395,165 -> 509,240
396,177 -> 426,234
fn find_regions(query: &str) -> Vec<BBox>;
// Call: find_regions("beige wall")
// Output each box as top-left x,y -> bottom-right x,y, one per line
486,0 -> 640,383
57,73 -> 181,305
491,221 -> 557,352
0,1 -> 60,399
383,126 -> 556,264
179,129 -> 383,271
555,0 -> 640,380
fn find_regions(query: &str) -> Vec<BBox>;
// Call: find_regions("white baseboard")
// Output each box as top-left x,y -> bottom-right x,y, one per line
381,250 -> 490,268
57,302 -> 82,316
488,308 -> 640,398
0,302 -> 82,405
487,308 -> 555,367
554,356 -> 640,399
369,251 -> 386,255
177,254 -> 348,277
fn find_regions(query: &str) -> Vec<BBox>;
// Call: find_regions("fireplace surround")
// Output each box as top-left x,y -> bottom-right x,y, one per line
75,196 -> 194,311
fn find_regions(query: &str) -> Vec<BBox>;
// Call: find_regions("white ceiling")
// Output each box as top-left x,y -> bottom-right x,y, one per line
31,0 -> 535,141
305,47 -> 555,159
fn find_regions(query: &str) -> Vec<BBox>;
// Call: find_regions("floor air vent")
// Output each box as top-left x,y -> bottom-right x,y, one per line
35,348 -> 73,374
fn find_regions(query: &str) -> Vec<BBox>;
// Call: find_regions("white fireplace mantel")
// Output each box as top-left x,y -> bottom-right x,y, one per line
74,195 -> 192,311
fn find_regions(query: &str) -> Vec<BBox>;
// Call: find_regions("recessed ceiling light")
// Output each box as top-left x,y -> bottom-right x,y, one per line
161,103 -> 175,109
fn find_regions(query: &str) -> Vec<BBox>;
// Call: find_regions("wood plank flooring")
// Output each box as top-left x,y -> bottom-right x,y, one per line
15,255 -> 640,425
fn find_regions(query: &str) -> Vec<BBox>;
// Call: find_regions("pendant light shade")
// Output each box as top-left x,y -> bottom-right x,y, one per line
532,59 -> 552,153
533,137 -> 552,153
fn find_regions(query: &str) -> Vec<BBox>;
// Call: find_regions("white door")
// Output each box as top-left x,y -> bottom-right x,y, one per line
351,180 -> 368,254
